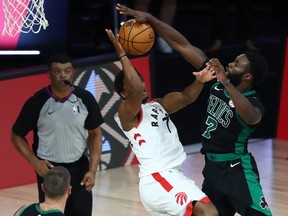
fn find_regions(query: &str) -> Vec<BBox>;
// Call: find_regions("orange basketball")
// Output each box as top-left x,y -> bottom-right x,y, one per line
118,19 -> 155,56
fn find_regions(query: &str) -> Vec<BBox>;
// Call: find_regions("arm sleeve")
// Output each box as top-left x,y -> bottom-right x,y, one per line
12,97 -> 39,137
82,90 -> 104,130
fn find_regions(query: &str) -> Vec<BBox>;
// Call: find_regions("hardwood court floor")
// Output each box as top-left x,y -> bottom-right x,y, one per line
1,139 -> 287,215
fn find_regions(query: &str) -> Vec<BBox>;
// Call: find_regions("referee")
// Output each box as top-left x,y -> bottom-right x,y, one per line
11,53 -> 104,216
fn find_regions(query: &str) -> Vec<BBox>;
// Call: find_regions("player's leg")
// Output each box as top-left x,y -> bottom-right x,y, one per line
164,169 -> 218,216
240,154 -> 272,216
201,159 -> 236,215
193,202 -> 218,216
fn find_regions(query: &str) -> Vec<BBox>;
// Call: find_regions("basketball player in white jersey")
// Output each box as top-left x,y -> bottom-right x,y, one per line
106,28 -> 218,216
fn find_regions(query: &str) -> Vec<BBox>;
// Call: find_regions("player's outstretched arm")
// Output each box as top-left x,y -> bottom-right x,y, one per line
160,65 -> 216,114
105,29 -> 143,131
116,3 -> 207,70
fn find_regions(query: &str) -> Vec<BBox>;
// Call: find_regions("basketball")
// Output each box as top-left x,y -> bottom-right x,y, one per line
118,19 -> 155,56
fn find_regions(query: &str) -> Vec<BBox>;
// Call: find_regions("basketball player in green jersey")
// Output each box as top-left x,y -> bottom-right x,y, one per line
117,3 -> 273,216
13,166 -> 71,216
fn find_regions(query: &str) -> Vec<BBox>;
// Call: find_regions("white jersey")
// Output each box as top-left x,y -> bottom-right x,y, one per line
114,100 -> 209,215
114,100 -> 186,177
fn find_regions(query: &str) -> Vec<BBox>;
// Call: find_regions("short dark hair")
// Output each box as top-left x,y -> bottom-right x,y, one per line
114,70 -> 125,97
114,69 -> 143,99
245,51 -> 268,87
44,166 -> 71,199
48,53 -> 73,69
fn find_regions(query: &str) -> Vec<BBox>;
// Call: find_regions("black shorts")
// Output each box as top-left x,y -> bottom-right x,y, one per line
201,153 -> 272,216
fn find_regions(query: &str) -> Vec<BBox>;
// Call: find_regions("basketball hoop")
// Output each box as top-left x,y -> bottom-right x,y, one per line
2,0 -> 49,37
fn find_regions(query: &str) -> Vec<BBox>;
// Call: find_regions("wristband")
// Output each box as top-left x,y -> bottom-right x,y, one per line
119,54 -> 126,60
224,79 -> 230,86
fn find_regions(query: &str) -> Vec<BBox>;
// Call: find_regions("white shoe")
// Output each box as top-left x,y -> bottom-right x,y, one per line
157,37 -> 173,54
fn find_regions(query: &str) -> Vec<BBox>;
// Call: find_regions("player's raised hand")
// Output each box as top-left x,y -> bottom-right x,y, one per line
207,58 -> 228,85
116,3 -> 149,23
105,29 -> 126,58
193,65 -> 216,83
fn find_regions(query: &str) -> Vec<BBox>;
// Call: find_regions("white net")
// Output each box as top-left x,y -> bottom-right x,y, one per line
2,0 -> 49,37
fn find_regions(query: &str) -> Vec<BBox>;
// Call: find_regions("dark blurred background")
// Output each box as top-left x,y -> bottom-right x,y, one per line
1,0 -> 287,145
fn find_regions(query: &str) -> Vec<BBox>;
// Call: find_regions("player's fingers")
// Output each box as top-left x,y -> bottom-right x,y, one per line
105,29 -> 113,39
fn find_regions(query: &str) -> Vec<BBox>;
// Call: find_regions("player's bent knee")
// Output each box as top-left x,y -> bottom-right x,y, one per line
193,202 -> 218,216
203,203 -> 218,216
